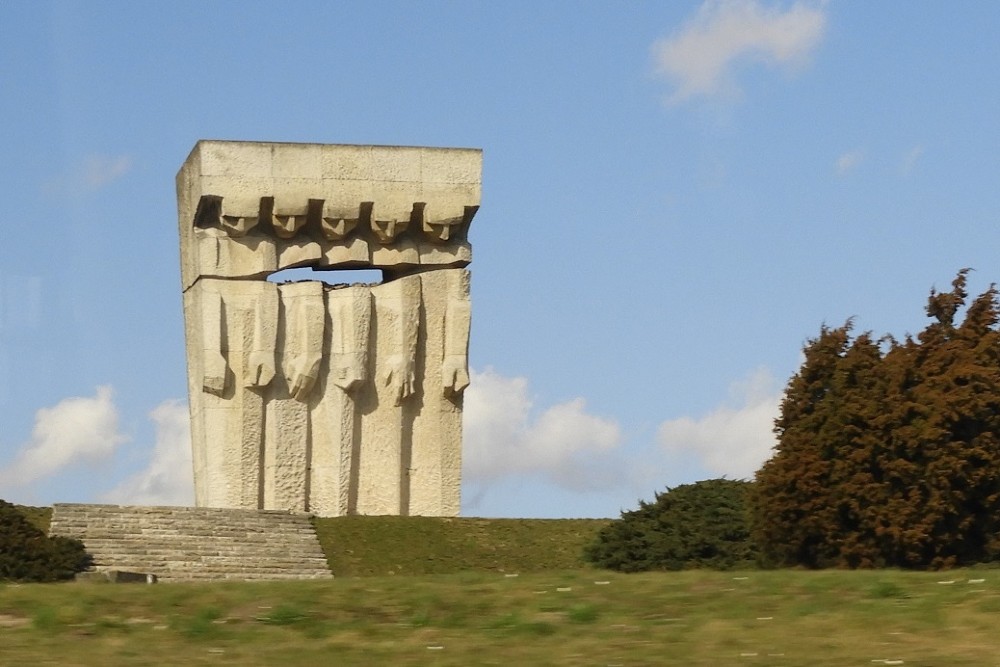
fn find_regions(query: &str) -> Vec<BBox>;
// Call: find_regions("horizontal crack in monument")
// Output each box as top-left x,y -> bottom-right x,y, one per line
177,141 -> 481,517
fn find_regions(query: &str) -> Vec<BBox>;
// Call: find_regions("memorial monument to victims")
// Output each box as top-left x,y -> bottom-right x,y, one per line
177,141 -> 481,517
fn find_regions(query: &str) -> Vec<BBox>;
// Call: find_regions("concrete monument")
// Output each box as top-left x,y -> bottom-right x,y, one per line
176,141 -> 480,516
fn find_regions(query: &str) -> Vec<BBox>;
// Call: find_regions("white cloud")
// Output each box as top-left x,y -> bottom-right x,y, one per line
0,386 -> 128,488
836,149 -> 864,175
81,154 -> 132,190
43,153 -> 133,196
102,399 -> 194,506
653,0 -> 826,104
462,368 -> 623,492
657,367 -> 781,479
901,145 -> 924,175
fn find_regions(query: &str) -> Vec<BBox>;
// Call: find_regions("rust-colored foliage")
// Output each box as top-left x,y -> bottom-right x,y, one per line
752,270 -> 1000,569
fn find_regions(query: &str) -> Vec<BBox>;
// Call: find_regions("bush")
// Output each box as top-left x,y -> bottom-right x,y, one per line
584,479 -> 758,572
0,500 -> 91,582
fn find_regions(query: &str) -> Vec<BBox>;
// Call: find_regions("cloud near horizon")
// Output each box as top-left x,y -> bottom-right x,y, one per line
462,368 -> 625,492
0,386 -> 128,490
102,399 -> 194,506
657,367 -> 781,479
653,0 -> 826,104
1,368 -> 781,510
0,388 -> 193,506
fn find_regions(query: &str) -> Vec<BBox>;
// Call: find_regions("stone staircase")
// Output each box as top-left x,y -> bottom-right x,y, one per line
49,504 -> 333,582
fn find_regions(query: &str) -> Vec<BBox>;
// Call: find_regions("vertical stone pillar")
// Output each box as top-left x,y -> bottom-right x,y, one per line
189,278 -> 277,509
310,284 -> 371,516
264,281 -> 325,511
357,275 -> 421,515
409,268 -> 469,515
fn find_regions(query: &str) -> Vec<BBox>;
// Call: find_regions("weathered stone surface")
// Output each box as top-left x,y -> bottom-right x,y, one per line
177,141 -> 480,516
75,570 -> 158,584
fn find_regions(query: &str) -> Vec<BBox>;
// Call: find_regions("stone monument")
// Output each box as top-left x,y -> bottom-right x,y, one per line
176,141 -> 480,516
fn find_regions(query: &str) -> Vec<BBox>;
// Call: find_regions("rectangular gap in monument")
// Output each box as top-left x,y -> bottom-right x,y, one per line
266,267 -> 385,286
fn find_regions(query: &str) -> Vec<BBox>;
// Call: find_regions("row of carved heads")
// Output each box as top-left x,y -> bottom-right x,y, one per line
194,195 -> 478,245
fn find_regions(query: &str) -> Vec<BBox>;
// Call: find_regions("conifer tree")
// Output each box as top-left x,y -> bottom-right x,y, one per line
752,271 -> 1000,569
883,273 -> 1000,567
751,323 -> 885,567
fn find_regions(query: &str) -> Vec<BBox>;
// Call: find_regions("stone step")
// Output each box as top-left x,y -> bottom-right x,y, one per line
82,544 -> 325,554
154,572 -> 333,582
69,535 -> 322,544
88,563 -> 328,572
51,519 -> 317,529
50,504 -> 333,582
87,557 -> 330,567
87,557 -> 330,568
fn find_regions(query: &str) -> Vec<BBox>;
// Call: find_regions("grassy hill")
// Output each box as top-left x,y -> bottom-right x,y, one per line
313,516 -> 610,576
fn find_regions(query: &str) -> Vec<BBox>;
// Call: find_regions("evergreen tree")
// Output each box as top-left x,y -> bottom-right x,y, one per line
751,323 -> 860,567
880,273 -> 1000,567
752,271 -> 1000,569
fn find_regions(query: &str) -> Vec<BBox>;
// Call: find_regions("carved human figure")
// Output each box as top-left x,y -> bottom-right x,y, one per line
380,277 -> 420,406
416,204 -> 475,267
406,268 -> 469,515
328,285 -> 373,394
214,195 -> 260,240
271,211 -> 307,239
264,280 -> 325,512
194,278 -> 278,509
320,202 -> 370,265
442,269 -> 472,397
221,214 -> 258,237
310,284 -> 372,516
370,202 -> 419,266
357,274 -> 421,515
320,214 -> 357,241
193,196 -> 277,279
420,203 -> 467,244
271,198 -> 323,268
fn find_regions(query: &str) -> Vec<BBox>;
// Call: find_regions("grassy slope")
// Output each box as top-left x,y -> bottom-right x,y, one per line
313,516 -> 611,576
2,569 -> 999,665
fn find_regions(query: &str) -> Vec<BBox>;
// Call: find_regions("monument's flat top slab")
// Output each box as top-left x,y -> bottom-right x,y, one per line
180,140 -> 482,186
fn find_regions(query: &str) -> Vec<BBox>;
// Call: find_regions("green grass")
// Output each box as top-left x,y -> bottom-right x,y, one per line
6,507 -> 1000,664
312,515 -> 610,576
1,569 -> 999,665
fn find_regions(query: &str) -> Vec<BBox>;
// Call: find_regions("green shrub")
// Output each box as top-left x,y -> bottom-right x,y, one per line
584,479 -> 758,572
0,500 -> 91,582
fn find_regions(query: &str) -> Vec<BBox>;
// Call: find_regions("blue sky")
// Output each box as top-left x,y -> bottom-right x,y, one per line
2,1 -> 999,517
